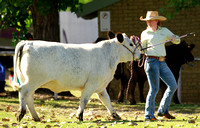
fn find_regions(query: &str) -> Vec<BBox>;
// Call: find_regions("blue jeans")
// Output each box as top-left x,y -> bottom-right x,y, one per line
144,58 -> 177,119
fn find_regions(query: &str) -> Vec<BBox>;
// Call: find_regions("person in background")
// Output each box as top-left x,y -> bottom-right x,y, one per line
0,61 -> 6,92
140,11 -> 180,121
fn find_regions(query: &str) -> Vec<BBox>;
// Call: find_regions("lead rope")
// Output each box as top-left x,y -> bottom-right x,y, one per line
138,54 -> 146,68
125,36 -> 138,100
125,36 -> 143,99
126,55 -> 145,99
125,58 -> 133,99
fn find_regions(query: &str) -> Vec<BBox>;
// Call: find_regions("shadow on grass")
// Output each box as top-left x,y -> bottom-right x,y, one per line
1,90 -> 200,115
63,118 -> 193,125
0,99 -> 19,104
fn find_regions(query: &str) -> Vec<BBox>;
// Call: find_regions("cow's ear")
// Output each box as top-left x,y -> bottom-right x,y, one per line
107,31 -> 115,39
116,32 -> 124,43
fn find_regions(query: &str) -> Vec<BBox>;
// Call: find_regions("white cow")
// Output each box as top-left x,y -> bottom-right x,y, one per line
12,33 -> 141,122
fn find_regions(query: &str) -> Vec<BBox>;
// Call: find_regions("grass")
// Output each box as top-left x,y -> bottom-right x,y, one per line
0,86 -> 200,127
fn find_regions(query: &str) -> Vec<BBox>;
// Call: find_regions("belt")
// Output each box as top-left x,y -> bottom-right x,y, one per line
146,56 -> 165,61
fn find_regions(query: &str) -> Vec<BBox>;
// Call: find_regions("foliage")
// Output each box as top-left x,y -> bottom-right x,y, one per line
160,0 -> 200,19
0,0 -> 87,45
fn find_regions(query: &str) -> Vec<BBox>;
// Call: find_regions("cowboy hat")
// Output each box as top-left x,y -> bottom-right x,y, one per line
140,11 -> 167,21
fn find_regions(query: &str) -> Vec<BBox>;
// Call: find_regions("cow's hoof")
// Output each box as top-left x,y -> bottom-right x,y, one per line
174,100 -> 180,104
112,113 -> 121,120
140,97 -> 146,103
130,101 -> 136,105
34,117 -> 41,122
77,117 -> 83,121
16,110 -> 26,122
76,112 -> 83,121
117,99 -> 124,103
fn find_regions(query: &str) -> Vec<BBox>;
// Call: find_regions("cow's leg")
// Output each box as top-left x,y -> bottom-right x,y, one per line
97,89 -> 121,120
173,90 -> 180,104
106,83 -> 111,96
138,80 -> 146,103
76,89 -> 94,121
27,93 -> 40,121
16,86 -> 29,122
117,82 -> 125,103
17,82 -> 40,122
117,76 -> 127,103
173,75 -> 180,104
159,80 -> 166,97
129,80 -> 136,105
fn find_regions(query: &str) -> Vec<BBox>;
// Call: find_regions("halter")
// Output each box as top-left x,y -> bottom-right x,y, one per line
122,44 -> 136,57
131,36 -> 143,52
122,36 -> 143,60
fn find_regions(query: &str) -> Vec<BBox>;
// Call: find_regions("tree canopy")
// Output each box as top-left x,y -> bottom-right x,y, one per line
160,0 -> 200,18
0,0 -> 33,43
0,0 -> 199,45
0,0 -> 91,45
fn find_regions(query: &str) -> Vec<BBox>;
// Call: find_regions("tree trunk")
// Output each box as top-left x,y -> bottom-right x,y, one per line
31,0 -> 59,42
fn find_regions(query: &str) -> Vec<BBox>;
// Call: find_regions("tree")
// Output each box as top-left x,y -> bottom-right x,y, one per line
160,0 -> 200,18
0,0 -> 85,45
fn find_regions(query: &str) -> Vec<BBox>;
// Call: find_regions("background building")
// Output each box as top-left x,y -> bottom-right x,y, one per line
77,0 -> 200,103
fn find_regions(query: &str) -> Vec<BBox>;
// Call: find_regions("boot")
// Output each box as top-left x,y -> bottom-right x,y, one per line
0,81 -> 5,93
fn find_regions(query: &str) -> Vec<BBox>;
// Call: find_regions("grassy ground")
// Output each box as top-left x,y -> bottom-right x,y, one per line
0,86 -> 200,128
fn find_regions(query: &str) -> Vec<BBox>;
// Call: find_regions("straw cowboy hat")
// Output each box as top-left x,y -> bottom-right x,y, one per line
140,11 -> 167,21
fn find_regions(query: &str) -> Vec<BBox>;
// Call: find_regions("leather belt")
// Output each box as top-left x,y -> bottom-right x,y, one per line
147,56 -> 165,61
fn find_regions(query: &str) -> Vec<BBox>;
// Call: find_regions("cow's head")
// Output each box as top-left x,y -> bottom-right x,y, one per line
180,40 -> 195,64
166,40 -> 195,65
107,31 -> 141,61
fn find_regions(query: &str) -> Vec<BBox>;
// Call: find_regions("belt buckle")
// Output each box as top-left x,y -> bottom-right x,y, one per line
159,56 -> 165,62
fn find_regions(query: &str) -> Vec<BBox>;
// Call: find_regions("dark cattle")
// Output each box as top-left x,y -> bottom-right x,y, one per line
160,41 -> 195,104
117,61 -> 146,105
118,40 -> 195,104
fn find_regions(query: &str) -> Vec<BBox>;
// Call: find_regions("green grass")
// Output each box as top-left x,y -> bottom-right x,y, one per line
0,86 -> 200,127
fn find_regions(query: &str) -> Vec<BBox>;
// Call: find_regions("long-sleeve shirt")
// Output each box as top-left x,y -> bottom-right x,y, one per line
141,26 -> 180,57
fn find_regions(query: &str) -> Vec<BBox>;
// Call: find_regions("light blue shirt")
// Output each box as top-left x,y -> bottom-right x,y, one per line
141,26 -> 180,56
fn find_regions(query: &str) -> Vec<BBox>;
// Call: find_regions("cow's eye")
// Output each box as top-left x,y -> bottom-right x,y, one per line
130,43 -> 133,46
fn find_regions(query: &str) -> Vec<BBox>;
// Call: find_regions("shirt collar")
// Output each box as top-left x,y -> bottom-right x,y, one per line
146,26 -> 162,32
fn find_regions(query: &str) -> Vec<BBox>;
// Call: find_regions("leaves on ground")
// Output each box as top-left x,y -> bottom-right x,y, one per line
0,91 -> 200,127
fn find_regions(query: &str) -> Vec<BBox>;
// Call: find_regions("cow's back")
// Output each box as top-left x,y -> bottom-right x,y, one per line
18,41 -> 119,92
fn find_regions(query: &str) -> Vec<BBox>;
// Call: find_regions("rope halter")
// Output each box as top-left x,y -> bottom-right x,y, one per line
122,35 -> 143,60
131,36 -> 143,52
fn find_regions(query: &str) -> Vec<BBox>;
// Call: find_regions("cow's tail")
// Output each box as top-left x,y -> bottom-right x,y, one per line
11,41 -> 26,91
